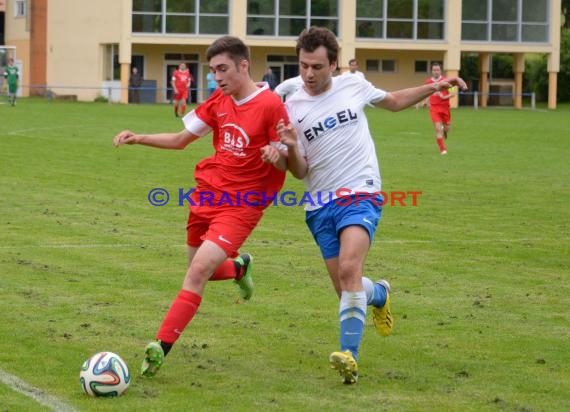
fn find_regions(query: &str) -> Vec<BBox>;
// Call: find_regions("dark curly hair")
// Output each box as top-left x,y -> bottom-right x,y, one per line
296,26 -> 339,65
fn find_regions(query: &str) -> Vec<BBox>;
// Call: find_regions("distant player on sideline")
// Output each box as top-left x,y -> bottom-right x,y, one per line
270,27 -> 467,384
3,58 -> 19,106
274,75 -> 304,101
343,58 -> 365,78
171,63 -> 193,117
425,62 -> 456,155
113,36 -> 289,378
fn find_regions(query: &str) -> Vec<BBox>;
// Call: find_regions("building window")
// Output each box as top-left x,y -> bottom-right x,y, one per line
461,0 -> 549,43
356,0 -> 445,40
14,0 -> 27,17
415,59 -> 443,73
102,44 -> 120,81
415,60 -> 428,73
132,0 -> 229,35
247,0 -> 339,37
366,59 -> 397,73
164,53 -> 199,61
267,55 -> 299,81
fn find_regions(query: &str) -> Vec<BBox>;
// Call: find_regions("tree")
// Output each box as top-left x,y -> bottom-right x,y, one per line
558,29 -> 570,101
563,0 -> 570,28
525,29 -> 570,102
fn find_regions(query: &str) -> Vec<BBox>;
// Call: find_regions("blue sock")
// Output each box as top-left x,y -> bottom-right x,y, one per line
339,291 -> 367,360
362,277 -> 387,307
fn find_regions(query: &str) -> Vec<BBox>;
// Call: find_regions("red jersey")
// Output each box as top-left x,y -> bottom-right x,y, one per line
172,69 -> 192,90
425,76 -> 450,108
189,85 -> 288,209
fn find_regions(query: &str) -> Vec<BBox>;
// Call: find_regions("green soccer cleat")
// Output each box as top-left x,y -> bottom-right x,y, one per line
372,279 -> 393,336
329,350 -> 358,384
141,341 -> 165,377
234,254 -> 254,300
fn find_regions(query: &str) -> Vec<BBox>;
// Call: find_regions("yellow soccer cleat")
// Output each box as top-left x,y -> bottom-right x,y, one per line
372,279 -> 393,336
329,350 -> 358,384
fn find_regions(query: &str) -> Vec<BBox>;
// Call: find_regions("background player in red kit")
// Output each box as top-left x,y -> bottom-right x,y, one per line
425,62 -> 457,155
113,36 -> 289,378
171,62 -> 193,117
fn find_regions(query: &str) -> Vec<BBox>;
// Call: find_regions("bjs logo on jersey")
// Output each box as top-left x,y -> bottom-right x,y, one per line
221,123 -> 250,157
303,109 -> 358,142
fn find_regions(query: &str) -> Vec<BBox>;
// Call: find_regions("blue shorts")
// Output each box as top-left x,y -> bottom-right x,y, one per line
305,194 -> 383,259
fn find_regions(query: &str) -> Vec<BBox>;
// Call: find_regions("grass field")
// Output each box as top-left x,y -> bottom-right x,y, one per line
0,98 -> 569,412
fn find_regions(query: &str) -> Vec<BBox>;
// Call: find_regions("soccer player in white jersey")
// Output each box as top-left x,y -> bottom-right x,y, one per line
272,27 -> 467,384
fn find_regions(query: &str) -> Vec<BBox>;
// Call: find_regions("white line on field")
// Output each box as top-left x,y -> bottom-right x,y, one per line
0,243 -> 150,249
0,238 -> 567,250
0,368 -> 80,412
6,124 -> 100,136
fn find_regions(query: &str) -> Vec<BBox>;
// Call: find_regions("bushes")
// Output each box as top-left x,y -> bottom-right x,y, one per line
525,29 -> 570,102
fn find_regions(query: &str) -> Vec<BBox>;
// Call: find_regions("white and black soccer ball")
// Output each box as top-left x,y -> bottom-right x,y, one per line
79,351 -> 131,397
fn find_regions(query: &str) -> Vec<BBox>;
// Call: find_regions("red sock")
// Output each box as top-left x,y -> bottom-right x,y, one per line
209,258 -> 237,281
437,137 -> 447,152
156,290 -> 202,344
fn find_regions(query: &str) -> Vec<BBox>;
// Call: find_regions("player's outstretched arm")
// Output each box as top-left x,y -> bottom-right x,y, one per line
113,129 -> 199,150
376,77 -> 467,112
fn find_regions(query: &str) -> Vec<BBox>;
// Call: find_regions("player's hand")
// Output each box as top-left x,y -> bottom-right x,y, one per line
113,130 -> 139,147
276,119 -> 297,148
433,77 -> 467,93
447,77 -> 468,91
260,145 -> 281,164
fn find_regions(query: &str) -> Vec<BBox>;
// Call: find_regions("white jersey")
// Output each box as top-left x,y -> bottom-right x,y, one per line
285,75 -> 387,211
274,76 -> 304,100
343,70 -> 365,79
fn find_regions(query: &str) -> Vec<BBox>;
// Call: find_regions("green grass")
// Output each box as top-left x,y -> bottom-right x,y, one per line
1,98 -> 569,412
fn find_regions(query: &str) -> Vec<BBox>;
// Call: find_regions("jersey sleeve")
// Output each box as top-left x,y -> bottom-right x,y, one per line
184,89 -> 223,136
182,110 -> 212,137
275,77 -> 301,98
274,81 -> 290,97
361,78 -> 387,105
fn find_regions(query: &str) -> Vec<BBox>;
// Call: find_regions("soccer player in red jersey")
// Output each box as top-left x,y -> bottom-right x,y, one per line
425,62 -> 457,155
113,36 -> 289,377
171,62 -> 193,117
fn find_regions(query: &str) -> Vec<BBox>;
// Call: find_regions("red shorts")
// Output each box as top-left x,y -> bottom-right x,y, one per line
430,107 -> 451,125
173,90 -> 188,101
186,206 -> 264,257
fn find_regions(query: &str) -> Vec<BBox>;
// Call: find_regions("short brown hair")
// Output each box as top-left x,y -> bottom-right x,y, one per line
206,36 -> 250,67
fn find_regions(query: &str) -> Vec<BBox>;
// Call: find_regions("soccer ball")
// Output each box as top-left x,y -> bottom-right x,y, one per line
79,351 -> 131,397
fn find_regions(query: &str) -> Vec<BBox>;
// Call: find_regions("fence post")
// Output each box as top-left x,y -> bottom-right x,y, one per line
474,91 -> 478,110
531,92 -> 535,110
